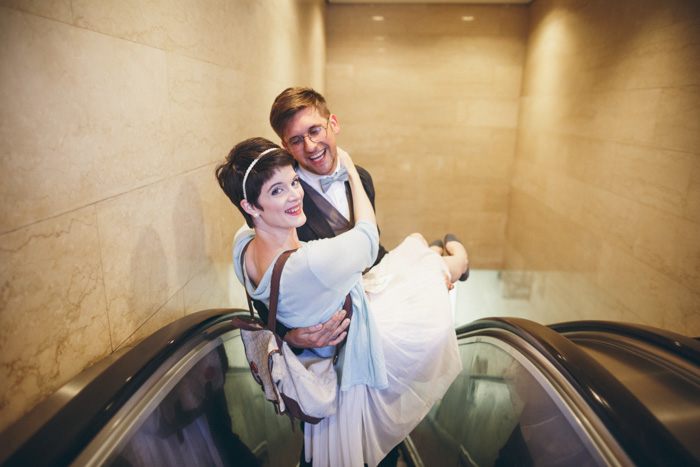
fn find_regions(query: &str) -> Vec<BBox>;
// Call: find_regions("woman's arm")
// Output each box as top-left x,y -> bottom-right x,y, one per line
338,148 -> 376,227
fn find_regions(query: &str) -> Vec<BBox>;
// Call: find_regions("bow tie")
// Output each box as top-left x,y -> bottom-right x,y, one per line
319,166 -> 349,193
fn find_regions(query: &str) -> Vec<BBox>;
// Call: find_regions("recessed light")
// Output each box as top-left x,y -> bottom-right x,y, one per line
372,15 -> 384,21
462,16 -> 475,22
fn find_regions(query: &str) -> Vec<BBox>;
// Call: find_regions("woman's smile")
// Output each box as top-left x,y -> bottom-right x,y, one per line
285,203 -> 303,216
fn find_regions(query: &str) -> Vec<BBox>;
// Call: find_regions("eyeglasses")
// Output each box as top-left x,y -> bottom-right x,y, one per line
286,119 -> 330,149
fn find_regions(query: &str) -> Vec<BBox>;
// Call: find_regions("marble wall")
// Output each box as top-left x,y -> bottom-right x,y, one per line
0,0 -> 326,432
327,0 -> 699,336
326,4 -> 529,267
506,0 -> 700,334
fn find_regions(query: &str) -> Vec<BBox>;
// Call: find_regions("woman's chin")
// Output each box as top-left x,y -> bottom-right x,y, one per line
294,213 -> 307,227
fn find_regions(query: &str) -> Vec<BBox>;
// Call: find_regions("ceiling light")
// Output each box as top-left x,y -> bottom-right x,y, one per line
462,16 -> 475,22
372,15 -> 384,21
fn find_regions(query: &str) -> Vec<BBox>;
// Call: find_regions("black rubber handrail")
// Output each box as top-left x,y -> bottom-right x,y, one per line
0,308 -> 247,467
549,320 -> 700,366
455,317 -> 697,467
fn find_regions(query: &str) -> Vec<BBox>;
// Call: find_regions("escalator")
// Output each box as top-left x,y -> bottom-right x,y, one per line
0,309 -> 299,467
0,311 -> 698,466
406,319 -> 700,467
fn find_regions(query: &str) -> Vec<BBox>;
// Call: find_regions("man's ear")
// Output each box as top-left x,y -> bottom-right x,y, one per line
281,140 -> 289,151
329,114 -> 340,135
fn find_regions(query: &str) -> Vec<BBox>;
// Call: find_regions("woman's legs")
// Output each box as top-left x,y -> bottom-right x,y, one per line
443,237 -> 469,282
408,233 -> 453,290
410,233 -> 468,287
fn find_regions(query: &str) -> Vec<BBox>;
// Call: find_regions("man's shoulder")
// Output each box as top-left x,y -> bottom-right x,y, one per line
355,164 -> 373,178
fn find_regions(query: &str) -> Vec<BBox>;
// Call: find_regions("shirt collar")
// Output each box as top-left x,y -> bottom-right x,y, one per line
296,160 -> 341,188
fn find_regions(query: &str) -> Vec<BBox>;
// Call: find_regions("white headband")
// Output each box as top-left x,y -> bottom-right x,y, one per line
242,147 -> 276,201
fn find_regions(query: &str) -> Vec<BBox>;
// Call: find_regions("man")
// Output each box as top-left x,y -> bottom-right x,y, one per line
267,87 -> 388,349
263,88 -> 400,467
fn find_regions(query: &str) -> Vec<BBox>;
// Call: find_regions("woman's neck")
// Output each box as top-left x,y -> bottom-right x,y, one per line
254,223 -> 300,250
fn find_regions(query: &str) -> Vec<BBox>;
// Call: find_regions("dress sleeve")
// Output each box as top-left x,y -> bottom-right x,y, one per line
304,220 -> 379,295
232,223 -> 255,286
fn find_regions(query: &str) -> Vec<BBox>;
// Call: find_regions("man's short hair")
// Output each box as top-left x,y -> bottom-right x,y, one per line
270,87 -> 331,141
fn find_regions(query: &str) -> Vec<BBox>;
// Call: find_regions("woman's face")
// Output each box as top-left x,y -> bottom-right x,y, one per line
253,165 -> 306,230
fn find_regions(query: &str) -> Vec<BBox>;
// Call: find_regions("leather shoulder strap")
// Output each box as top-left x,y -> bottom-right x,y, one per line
268,249 -> 297,332
238,240 -> 254,318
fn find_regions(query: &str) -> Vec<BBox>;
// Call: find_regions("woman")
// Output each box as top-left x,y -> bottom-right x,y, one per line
216,137 -> 465,466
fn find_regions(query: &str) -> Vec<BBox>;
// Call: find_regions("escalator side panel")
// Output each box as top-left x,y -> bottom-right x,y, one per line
572,337 -> 700,460
409,338 -> 609,467
89,334 -> 302,466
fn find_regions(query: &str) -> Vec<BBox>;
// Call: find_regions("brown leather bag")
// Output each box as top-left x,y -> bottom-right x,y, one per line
232,245 -> 351,426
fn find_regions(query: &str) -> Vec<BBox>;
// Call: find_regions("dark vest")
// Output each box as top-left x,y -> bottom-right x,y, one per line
299,178 -> 355,236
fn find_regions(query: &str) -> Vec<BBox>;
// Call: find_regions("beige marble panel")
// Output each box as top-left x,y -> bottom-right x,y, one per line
117,290 -> 185,351
564,92 -> 627,140
0,0 -> 72,22
167,54 -> 275,172
520,8 -> 581,96
685,160 -> 700,223
524,271 -> 625,326
95,164 -> 242,347
561,136 -> 618,190
507,189 -> 605,272
328,1 -> 529,271
456,98 -> 520,129
72,0 -> 326,81
509,0 -> 700,337
597,243 -> 699,335
0,9 -> 172,234
183,262 -> 235,315
328,36 -> 524,100
513,148 -> 699,292
609,144 -> 694,217
614,88 -> 662,145
0,0 -> 327,434
569,182 -> 641,255
632,205 -> 700,294
628,15 -> 700,89
72,0 -> 230,66
654,86 -> 700,154
95,172 -> 200,348
0,207 -> 111,432
328,4 -> 528,38
510,160 -> 549,200
182,165 -> 243,315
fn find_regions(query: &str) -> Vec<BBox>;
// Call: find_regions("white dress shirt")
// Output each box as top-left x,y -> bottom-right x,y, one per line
296,163 -> 351,221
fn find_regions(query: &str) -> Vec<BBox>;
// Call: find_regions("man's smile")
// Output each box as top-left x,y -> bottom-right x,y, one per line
309,148 -> 325,162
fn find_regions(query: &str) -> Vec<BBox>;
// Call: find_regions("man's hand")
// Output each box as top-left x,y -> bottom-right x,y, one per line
284,309 -> 350,349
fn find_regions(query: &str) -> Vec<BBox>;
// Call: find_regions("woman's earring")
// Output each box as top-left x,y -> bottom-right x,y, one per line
252,213 -> 259,218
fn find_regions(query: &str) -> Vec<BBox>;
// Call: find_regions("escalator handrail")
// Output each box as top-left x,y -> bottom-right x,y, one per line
0,308 -> 248,467
549,320 -> 700,366
456,317 -> 696,467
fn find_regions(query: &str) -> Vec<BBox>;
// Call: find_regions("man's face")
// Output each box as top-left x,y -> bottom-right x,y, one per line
281,106 -> 340,176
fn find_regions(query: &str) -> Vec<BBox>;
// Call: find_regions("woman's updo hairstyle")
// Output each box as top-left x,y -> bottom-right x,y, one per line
215,137 -> 296,227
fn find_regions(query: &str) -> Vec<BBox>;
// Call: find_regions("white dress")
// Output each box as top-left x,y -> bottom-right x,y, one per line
233,221 -> 462,466
304,235 -> 462,466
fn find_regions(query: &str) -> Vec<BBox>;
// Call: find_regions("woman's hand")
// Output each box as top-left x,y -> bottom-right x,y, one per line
337,147 -> 359,180
337,146 -> 376,225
